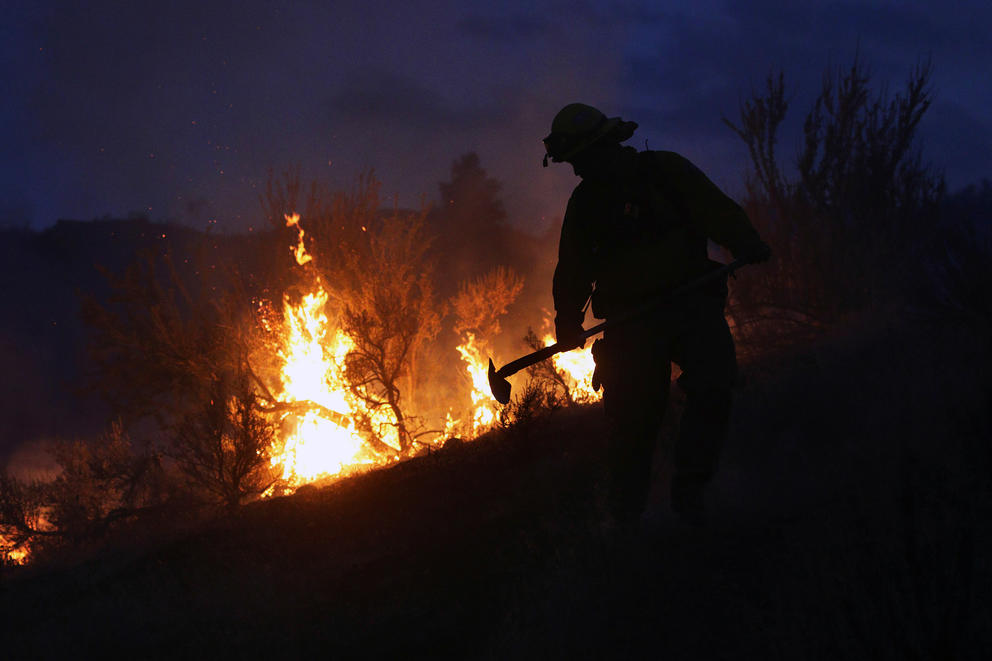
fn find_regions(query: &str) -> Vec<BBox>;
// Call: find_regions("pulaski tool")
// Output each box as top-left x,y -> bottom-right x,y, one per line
487,259 -> 746,404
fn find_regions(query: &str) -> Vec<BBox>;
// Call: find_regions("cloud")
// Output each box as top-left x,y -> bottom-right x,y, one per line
328,68 -> 503,131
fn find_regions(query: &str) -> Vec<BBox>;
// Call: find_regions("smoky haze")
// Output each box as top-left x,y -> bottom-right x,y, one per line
3,1 -> 990,231
3,0 -> 624,233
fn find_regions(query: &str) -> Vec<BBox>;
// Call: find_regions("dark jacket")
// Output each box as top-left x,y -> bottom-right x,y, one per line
553,148 -> 760,324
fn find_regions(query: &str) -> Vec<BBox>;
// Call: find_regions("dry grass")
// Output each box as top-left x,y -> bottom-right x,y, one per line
1,307 -> 989,659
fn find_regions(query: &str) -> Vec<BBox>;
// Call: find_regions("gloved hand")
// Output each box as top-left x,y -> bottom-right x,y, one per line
554,313 -> 586,350
738,239 -> 772,264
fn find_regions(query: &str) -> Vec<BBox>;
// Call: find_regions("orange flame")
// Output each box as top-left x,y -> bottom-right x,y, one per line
268,287 -> 378,487
285,213 -> 312,266
1,533 -> 29,565
264,214 -> 404,492
454,332 -> 499,436
264,213 -> 599,493
450,324 -> 601,437
541,332 -> 600,403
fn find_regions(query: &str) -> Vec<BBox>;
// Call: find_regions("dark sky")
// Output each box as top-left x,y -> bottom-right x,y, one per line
2,0 -> 990,233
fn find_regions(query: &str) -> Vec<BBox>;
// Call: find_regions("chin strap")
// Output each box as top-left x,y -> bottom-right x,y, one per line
543,153 -> 550,167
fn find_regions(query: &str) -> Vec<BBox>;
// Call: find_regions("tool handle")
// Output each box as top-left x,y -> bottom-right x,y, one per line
495,343 -> 561,378
495,259 -> 746,379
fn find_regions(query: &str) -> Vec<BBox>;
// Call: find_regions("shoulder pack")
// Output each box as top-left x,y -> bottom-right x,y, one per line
624,150 -> 693,238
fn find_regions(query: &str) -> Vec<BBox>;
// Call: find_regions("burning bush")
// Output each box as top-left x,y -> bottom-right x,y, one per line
450,267 -> 525,436
521,328 -> 600,406
261,172 -> 445,462
51,157 -> 594,554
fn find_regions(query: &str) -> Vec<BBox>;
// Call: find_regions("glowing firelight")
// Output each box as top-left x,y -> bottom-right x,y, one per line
269,287 -> 378,486
263,212 -> 598,493
452,327 -> 601,439
1,534 -> 29,565
285,212 -> 312,265
541,332 -> 601,403
264,213 -> 396,490
455,332 -> 499,435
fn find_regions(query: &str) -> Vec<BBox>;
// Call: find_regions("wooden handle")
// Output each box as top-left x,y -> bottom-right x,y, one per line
494,259 -> 746,380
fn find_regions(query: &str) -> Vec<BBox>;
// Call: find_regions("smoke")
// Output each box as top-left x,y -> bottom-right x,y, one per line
5,0 -> 988,233
2,439 -> 58,481
6,0 -> 633,232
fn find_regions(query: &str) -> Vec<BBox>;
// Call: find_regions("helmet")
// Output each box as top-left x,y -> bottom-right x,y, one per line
542,103 -> 638,166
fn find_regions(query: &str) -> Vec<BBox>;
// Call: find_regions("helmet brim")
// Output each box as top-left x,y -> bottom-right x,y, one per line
543,117 -> 636,163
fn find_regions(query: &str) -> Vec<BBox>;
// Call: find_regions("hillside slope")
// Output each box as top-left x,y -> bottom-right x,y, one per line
2,318 -> 990,660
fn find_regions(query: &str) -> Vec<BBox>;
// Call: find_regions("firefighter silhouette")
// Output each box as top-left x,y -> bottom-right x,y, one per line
545,103 -> 770,526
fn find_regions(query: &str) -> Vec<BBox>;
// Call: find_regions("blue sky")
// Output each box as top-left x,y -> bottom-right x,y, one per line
2,0 -> 989,232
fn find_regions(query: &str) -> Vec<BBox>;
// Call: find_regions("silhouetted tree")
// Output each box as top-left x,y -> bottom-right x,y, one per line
0,421 -> 166,560
439,152 -> 507,226
48,421 -> 166,543
921,188 -> 992,355
724,55 -> 944,352
170,369 -> 277,509
431,152 -> 511,292
82,251 -> 237,426
0,473 -> 52,563
81,239 -> 282,507
335,194 -> 442,452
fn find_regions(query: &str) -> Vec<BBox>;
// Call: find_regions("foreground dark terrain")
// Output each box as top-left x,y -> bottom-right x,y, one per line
2,314 -> 989,660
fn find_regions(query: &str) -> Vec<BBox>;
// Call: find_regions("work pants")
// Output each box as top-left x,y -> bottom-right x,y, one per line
594,295 -> 737,521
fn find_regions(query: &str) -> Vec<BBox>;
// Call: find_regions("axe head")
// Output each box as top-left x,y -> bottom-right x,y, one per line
488,358 -> 512,405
